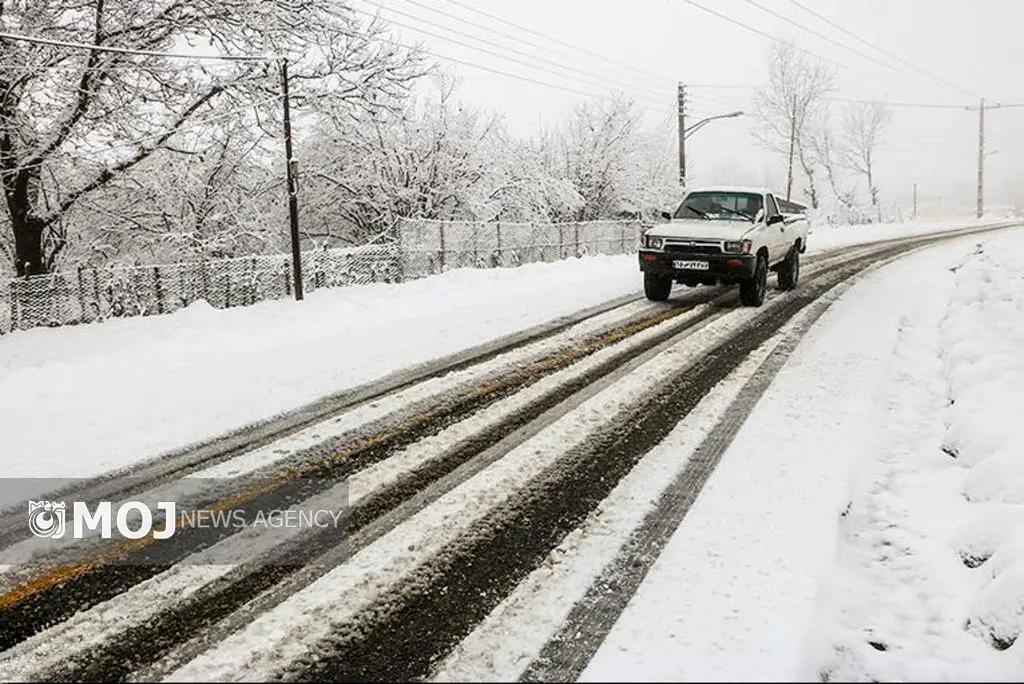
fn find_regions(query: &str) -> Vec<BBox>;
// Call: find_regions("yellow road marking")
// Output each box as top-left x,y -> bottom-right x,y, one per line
0,305 -> 691,611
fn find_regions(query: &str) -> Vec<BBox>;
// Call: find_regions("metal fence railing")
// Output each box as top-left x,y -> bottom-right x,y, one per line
396,218 -> 641,279
0,218 -> 641,334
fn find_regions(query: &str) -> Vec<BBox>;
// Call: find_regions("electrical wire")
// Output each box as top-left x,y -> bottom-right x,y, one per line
350,5 -> 669,107
675,0 -> 847,70
780,0 -> 977,99
352,0 -> 669,101
0,95 -> 281,174
736,0 -> 900,73
393,0 -> 674,91
0,30 -> 271,61
435,0 -> 672,84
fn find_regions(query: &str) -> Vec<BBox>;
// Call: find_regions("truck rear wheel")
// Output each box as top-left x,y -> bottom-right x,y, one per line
739,253 -> 767,307
644,273 -> 672,301
777,244 -> 800,291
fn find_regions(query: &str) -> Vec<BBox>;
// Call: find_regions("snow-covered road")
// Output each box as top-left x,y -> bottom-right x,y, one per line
579,227 -> 1024,681
0,219 -> 1021,683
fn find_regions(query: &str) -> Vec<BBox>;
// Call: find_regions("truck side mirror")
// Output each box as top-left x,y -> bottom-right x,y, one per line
768,214 -> 785,226
660,210 -> 673,221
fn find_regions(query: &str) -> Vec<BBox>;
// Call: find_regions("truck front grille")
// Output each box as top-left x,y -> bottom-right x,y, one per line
664,241 -> 723,256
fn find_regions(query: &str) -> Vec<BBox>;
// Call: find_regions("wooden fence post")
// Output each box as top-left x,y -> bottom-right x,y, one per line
153,266 -> 165,314
495,221 -> 502,267
439,221 -> 447,273
76,265 -> 87,322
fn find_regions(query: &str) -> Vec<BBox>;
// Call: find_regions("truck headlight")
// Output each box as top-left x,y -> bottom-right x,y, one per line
647,236 -> 665,250
724,240 -> 752,253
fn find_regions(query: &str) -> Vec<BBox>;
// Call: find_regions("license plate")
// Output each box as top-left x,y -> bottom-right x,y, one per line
673,260 -> 709,270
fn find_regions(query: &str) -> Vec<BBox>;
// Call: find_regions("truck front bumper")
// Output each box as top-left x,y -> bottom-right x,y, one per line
638,250 -> 757,282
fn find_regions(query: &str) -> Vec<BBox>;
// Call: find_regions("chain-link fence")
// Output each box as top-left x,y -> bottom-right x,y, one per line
0,241 -> 400,334
0,218 -> 641,334
396,217 -> 641,279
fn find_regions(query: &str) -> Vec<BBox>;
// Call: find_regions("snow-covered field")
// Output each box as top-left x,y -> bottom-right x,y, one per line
0,219 -> 1000,479
580,226 -> 1024,681
0,219 -> 1022,681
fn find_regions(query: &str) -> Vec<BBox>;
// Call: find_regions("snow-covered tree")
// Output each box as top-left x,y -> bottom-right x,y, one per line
541,95 -> 676,222
753,42 -> 837,207
0,0 -> 424,275
840,100 -> 892,218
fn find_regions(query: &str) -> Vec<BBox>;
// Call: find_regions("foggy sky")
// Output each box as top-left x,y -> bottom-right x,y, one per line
367,0 -> 1024,214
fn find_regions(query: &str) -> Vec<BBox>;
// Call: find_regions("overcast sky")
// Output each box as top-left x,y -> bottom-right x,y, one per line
360,0 -> 1024,215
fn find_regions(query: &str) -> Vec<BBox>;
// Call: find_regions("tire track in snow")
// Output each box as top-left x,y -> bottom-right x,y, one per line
265,254 -> 897,682
0,220 -> 1015,679
6,292 -> 735,681
272,234 -> 1016,683
0,293 -> 652,549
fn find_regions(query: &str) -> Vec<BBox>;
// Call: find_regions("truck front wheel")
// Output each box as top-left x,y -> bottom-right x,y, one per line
644,273 -> 672,301
739,253 -> 767,307
777,245 -> 800,291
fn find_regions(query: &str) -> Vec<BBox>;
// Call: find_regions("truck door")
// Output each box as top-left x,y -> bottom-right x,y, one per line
765,193 -> 786,263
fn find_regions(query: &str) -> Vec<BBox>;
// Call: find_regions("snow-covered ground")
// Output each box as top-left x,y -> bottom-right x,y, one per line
0,219 -> 1000,479
581,226 -> 1024,681
807,217 -> 991,252
0,219 -> 1021,681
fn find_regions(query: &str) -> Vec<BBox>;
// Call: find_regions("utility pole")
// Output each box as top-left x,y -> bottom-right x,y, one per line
966,98 -> 1007,220
977,97 -> 985,219
786,94 -> 797,202
677,83 -> 687,187
280,58 -> 304,301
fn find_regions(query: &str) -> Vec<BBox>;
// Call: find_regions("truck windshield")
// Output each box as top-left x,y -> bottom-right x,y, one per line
674,191 -> 763,222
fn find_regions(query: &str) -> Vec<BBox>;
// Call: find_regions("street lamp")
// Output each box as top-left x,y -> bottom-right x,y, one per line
679,110 -> 743,186
684,110 -> 744,140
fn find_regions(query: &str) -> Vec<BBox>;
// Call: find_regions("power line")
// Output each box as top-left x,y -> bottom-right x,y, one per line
686,89 -> 751,110
827,97 -> 964,109
965,102 -> 1024,110
75,96 -> 283,156
435,0 -> 673,85
825,96 -> 978,109
392,0 -> 673,91
780,0 -> 977,99
688,84 -> 757,89
694,86 -> 993,111
322,9 -> 653,104
352,1 -> 668,102
688,88 -> 751,104
373,33 -> 632,101
0,96 -> 281,174
350,4 -> 668,107
0,30 -> 271,61
736,0 -> 900,74
675,0 -> 847,70
0,62 -> 221,73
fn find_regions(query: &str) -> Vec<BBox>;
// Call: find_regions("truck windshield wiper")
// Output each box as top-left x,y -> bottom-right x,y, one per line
681,205 -> 710,219
720,207 -> 754,221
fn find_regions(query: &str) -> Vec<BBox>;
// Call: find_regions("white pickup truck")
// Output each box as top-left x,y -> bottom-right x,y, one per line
638,185 -> 809,306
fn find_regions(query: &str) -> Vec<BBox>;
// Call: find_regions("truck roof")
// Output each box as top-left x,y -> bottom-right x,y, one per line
683,185 -> 773,195
682,185 -> 807,213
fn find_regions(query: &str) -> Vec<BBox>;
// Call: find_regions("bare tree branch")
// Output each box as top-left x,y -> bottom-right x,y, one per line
840,100 -> 892,215
753,41 -> 836,206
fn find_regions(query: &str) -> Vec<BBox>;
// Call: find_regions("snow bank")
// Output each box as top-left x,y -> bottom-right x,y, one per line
808,218 -> 995,254
809,228 -> 1024,681
0,256 -> 640,478
583,228 -> 1012,682
937,238 -> 1024,657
